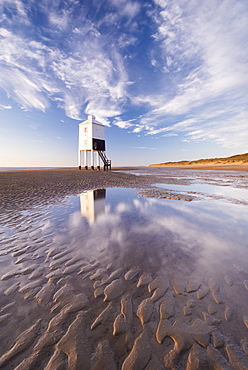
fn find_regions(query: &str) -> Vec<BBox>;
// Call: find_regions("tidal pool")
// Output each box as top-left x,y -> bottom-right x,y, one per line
0,171 -> 248,369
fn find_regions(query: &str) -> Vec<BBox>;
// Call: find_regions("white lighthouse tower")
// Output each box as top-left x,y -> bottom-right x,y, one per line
78,115 -> 111,171
79,189 -> 106,224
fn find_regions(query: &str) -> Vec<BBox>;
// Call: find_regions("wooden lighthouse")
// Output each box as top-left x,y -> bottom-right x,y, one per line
79,189 -> 106,224
78,115 -> 111,171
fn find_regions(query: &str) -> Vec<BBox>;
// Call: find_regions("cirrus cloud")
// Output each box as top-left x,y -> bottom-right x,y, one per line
0,0 -> 247,151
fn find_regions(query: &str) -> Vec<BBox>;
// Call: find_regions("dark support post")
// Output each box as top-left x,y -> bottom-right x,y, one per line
91,166 -> 94,170
97,166 -> 100,171
85,166 -> 88,170
79,166 -> 81,170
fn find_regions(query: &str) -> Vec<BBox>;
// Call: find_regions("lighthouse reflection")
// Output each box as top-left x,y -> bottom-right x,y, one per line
79,189 -> 106,224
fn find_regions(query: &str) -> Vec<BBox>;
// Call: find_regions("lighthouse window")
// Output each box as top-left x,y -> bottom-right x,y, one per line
84,127 -> 87,133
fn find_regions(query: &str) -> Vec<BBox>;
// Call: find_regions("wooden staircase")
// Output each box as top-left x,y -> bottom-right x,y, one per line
98,150 -> 111,171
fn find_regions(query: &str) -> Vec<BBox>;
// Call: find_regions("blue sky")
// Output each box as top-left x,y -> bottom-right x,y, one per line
0,0 -> 247,167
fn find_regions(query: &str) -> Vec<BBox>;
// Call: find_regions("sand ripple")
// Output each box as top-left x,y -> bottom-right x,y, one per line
0,170 -> 247,369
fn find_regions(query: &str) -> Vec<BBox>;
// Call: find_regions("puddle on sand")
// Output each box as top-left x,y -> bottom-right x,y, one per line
119,167 -> 248,188
155,182 -> 248,203
0,185 -> 248,369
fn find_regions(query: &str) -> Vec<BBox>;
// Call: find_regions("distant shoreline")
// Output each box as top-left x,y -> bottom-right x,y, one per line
1,163 -> 248,172
150,152 -> 248,170
0,166 -> 144,172
149,163 -> 248,171
0,167 -> 75,172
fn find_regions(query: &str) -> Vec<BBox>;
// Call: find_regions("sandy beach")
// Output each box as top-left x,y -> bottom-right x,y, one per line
150,163 -> 248,171
0,168 -> 248,369
0,168 -> 152,211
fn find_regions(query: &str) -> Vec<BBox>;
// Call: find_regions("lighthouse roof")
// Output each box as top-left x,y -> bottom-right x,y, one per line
79,114 -> 104,127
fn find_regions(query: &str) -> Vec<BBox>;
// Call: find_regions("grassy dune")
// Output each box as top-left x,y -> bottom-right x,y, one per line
150,152 -> 248,167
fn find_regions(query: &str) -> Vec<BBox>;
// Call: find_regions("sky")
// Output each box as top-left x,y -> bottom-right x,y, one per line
0,0 -> 248,167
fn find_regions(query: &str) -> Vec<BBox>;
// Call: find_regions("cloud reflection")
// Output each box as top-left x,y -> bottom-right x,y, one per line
49,188 -> 248,281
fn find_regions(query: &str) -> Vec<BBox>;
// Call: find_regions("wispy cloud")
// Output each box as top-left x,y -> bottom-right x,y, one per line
0,0 -> 247,151
0,0 -> 136,122
133,0 -> 248,148
29,123 -> 40,130
113,118 -> 135,129
108,0 -> 141,20
0,0 -> 30,25
0,104 -> 12,110
132,146 -> 156,150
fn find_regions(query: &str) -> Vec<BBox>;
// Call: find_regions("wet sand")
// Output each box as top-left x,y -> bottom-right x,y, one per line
0,169 -> 248,369
0,168 -> 152,211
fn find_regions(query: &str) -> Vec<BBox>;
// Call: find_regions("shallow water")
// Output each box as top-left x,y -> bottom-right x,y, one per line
156,182 -> 248,203
0,169 -> 248,369
119,167 -> 248,187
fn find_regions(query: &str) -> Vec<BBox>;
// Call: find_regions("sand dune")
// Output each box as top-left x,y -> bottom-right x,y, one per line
150,152 -> 248,170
